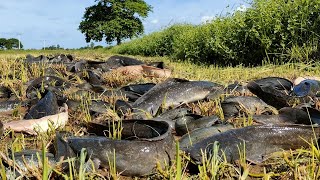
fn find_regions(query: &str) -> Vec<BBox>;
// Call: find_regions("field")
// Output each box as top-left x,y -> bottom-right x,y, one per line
0,49 -> 320,179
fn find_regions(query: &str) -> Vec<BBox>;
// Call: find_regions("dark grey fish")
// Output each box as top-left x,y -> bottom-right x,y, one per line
221,96 -> 273,118
66,100 -> 81,111
66,99 -> 110,114
224,82 -> 251,95
43,67 -> 60,76
147,62 -> 164,69
66,60 -> 87,73
5,150 -> 56,178
24,91 -> 59,119
120,83 -> 155,96
94,87 -> 141,102
247,77 -> 293,109
26,76 -> 71,99
253,107 -> 320,125
132,78 -> 223,118
25,54 -> 48,63
64,120 -> 175,176
189,125 -> 320,163
175,114 -> 220,136
115,99 -> 132,116
301,107 -> 320,124
89,100 -> 110,114
48,54 -> 72,63
179,124 -> 234,150
76,82 -> 93,90
293,79 -> 320,97
175,114 -> 203,135
107,55 -> 144,66
0,86 -> 11,98
157,107 -> 192,120
118,90 -> 142,102
86,69 -> 103,85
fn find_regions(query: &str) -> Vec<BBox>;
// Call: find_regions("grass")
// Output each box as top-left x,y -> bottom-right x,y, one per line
112,0 -> 320,66
1,49 -> 320,179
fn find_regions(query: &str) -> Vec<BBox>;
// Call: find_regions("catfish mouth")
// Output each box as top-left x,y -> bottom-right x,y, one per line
86,120 -> 170,141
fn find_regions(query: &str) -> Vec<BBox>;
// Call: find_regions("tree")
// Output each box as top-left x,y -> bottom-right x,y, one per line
0,38 -> 23,50
0,38 -> 6,49
6,38 -> 22,49
79,0 -> 152,45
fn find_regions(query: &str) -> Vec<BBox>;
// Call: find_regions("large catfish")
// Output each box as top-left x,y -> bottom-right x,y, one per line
189,125 -> 320,163
132,78 -> 223,118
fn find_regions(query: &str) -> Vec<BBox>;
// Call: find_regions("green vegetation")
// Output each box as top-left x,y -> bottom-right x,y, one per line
79,0 -> 152,45
112,0 -> 320,65
0,38 -> 23,50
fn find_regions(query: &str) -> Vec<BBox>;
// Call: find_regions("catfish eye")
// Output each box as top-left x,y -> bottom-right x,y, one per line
304,82 -> 310,86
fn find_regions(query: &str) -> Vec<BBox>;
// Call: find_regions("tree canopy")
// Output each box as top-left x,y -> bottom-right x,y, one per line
79,0 -> 152,45
0,38 -> 23,50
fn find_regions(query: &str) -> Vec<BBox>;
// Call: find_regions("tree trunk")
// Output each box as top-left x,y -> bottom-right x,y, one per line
116,37 -> 121,45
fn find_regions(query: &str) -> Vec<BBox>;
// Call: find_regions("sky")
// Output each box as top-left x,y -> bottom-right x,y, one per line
0,0 -> 249,49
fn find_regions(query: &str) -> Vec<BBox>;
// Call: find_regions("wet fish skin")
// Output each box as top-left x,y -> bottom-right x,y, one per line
120,83 -> 155,96
293,79 -> 320,97
253,107 -> 320,125
179,124 -> 234,150
24,91 -> 59,119
221,96 -> 272,118
247,77 -> 293,109
252,107 -> 309,125
175,114 -> 203,135
0,86 -> 11,98
157,107 -> 192,120
133,78 -> 223,118
66,120 -> 175,176
107,55 -> 144,66
115,99 -> 132,116
88,100 -> 110,114
66,99 -> 110,114
26,76 -> 71,99
25,54 -> 47,63
189,125 -> 320,164
175,115 -> 220,136
5,150 -> 56,178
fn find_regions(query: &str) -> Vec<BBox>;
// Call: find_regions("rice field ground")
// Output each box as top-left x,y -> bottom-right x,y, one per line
1,49 -> 320,179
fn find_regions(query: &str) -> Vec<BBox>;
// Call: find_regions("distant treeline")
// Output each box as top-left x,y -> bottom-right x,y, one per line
0,38 -> 23,50
111,0 -> 320,66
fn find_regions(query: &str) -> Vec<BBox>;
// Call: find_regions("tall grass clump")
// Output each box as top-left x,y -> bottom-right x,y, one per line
113,0 -> 320,66
111,24 -> 195,56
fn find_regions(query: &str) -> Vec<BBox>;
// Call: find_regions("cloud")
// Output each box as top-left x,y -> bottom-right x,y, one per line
151,19 -> 159,24
201,16 -> 215,24
236,5 -> 247,12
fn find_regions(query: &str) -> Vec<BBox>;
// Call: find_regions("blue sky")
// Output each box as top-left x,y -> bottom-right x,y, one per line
0,0 -> 248,49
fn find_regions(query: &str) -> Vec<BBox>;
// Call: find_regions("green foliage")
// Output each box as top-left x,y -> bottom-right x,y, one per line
79,0 -> 152,45
0,38 -> 6,49
44,44 -> 64,50
112,24 -> 195,56
112,0 -> 320,65
0,38 -> 23,50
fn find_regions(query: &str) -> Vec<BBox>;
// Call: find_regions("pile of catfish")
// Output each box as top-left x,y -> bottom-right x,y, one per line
1,54 -> 320,178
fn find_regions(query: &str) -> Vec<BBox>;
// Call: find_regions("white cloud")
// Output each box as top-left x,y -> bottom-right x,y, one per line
236,5 -> 247,12
201,16 -> 214,24
151,19 -> 159,24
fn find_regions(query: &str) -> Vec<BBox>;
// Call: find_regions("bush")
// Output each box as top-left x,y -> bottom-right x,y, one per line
111,24 -> 195,56
112,0 -> 320,65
